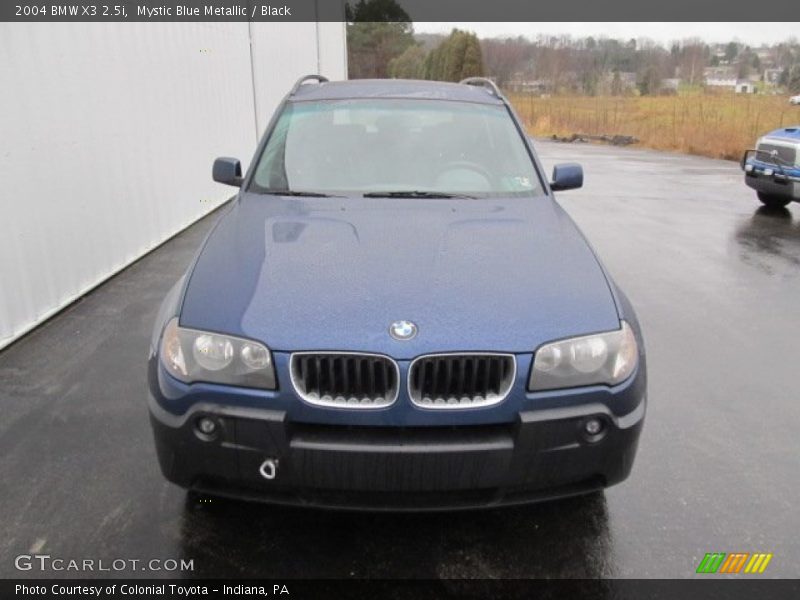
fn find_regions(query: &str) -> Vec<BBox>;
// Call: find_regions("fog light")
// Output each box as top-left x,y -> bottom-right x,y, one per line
581,417 -> 607,442
197,417 -> 217,436
584,418 -> 603,436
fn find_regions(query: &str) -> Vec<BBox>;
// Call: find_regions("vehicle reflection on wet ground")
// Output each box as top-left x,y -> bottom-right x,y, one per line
734,206 -> 800,273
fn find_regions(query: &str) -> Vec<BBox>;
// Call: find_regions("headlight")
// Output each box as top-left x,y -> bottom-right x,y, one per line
160,318 -> 276,389
529,321 -> 638,391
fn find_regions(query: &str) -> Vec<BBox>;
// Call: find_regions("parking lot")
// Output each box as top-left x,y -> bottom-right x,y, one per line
1,140 -> 798,578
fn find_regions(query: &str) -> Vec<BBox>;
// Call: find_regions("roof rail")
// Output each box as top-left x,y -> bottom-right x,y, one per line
290,74 -> 329,96
459,77 -> 502,99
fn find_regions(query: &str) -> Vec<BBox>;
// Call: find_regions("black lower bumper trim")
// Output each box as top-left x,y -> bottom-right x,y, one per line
149,397 -> 644,510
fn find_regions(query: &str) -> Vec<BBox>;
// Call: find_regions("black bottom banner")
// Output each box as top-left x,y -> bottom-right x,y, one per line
3,579 -> 800,600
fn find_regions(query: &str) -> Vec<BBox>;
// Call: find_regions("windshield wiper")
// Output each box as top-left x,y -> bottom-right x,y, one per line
259,189 -> 340,197
362,190 -> 476,199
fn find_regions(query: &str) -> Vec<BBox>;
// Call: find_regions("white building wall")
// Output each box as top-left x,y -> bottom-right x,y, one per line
0,22 -> 347,350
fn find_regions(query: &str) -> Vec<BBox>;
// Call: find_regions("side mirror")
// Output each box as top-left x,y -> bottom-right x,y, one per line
741,149 -> 755,171
550,163 -> 583,192
212,157 -> 243,187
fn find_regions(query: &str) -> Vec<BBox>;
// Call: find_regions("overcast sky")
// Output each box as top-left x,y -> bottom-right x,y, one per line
414,22 -> 799,47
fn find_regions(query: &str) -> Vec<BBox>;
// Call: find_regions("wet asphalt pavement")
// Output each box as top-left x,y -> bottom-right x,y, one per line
1,141 -> 799,579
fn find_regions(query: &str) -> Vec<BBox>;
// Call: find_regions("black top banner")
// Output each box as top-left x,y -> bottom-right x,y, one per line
3,0 -> 798,22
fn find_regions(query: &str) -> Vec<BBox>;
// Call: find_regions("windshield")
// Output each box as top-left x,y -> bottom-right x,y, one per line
754,142 -> 797,167
250,99 -> 544,197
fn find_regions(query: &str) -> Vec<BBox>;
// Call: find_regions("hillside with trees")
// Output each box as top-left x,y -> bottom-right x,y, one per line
479,35 -> 800,95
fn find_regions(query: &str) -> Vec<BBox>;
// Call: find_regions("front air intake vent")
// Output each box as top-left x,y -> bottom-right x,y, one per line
290,352 -> 399,408
408,353 -> 516,409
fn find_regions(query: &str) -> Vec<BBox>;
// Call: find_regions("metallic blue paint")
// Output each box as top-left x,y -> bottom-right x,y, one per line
178,193 -> 621,358
745,158 -> 800,177
761,126 -> 800,142
745,157 -> 800,178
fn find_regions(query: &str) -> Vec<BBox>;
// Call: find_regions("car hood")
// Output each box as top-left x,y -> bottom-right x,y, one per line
180,192 -> 620,358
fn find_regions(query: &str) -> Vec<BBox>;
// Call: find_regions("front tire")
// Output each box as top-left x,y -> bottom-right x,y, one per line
757,192 -> 791,209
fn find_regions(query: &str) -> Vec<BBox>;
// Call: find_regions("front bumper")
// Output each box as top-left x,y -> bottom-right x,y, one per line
148,353 -> 646,511
743,160 -> 800,200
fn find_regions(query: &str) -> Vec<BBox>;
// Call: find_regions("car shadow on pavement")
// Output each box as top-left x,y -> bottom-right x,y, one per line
176,491 -> 614,579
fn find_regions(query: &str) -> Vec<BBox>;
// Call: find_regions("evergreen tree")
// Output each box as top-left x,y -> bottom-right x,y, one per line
461,33 -> 484,79
346,0 -> 415,79
422,29 -> 484,82
443,30 -> 469,81
388,44 -> 427,79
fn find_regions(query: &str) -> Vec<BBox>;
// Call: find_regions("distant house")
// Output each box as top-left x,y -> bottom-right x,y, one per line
706,77 -> 738,88
660,78 -> 681,93
505,75 -> 549,94
505,70 -> 582,94
710,47 -> 728,64
704,66 -> 736,81
704,76 -> 757,93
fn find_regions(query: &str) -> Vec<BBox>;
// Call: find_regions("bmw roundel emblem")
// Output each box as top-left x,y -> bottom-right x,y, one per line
389,320 -> 418,341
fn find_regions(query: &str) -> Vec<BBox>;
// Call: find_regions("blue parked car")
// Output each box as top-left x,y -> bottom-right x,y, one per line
742,126 -> 800,208
148,76 -> 646,510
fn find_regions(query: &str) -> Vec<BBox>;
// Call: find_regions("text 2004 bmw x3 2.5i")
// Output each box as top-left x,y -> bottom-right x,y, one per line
148,76 -> 646,510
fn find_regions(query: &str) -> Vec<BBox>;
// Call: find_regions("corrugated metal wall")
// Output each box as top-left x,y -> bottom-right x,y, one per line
0,22 -> 347,350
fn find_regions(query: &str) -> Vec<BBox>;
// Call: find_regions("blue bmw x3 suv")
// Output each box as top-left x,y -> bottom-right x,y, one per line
148,76 -> 647,510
